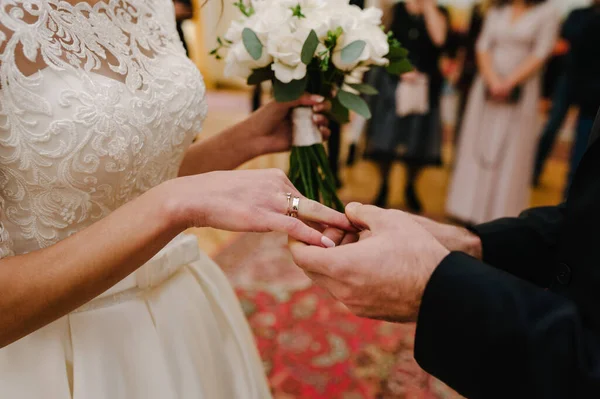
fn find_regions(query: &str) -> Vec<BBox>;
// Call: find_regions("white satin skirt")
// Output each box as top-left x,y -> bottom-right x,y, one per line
0,234 -> 272,399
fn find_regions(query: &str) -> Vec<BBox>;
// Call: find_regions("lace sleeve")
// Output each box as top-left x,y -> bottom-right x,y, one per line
0,196 -> 14,259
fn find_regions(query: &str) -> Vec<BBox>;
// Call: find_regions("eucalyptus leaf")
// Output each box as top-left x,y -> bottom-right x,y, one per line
242,28 -> 263,60
347,83 -> 378,95
337,90 -> 371,119
273,76 -> 308,102
387,46 -> 409,60
386,58 -> 413,75
247,67 -> 274,85
340,40 -> 366,65
330,96 -> 350,124
301,30 -> 319,65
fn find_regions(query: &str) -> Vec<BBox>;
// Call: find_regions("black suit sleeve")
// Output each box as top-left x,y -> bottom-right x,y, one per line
470,203 -> 566,287
414,252 -> 600,399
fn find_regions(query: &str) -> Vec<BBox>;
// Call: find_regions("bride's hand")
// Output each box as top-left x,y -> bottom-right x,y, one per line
165,168 -> 354,247
245,93 -> 332,155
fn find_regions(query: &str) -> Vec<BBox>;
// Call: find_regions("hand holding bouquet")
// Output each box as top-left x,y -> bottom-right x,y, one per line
212,0 -> 411,211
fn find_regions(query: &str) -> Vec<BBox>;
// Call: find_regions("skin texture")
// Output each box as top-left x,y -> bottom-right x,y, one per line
290,203 -> 483,322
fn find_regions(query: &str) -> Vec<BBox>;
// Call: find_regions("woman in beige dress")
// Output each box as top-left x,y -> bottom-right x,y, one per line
446,0 -> 559,224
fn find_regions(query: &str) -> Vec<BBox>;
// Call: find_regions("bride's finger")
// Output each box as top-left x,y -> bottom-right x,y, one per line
270,215 -> 336,248
276,185 -> 353,231
297,198 -> 355,231
321,227 -> 347,246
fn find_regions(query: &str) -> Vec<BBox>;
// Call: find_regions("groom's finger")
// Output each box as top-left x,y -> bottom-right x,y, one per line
289,238 -> 340,276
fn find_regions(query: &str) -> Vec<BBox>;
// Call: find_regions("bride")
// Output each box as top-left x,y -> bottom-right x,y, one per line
0,0 -> 353,397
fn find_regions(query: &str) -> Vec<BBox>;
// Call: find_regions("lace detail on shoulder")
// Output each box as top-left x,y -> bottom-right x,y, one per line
0,0 -> 207,256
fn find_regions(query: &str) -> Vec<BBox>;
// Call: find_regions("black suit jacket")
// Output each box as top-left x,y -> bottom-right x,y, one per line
414,108 -> 600,398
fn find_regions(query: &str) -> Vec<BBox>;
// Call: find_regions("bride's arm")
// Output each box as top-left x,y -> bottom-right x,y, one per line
0,185 -> 180,348
178,117 -> 267,176
178,94 -> 331,176
0,169 -> 351,348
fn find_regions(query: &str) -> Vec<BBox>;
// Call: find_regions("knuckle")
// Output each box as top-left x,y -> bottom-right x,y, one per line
271,168 -> 287,180
286,218 -> 304,236
305,199 -> 319,214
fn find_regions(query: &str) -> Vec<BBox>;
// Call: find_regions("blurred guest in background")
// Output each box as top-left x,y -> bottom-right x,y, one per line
452,0 -> 488,146
533,1 -> 600,189
563,0 -> 600,197
174,0 -> 194,57
366,0 -> 449,211
446,0 -> 559,225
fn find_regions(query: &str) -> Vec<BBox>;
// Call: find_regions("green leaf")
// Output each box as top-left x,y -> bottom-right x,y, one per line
247,67 -> 274,85
386,58 -> 413,75
340,40 -> 366,65
242,28 -> 263,61
301,30 -> 319,65
329,96 -> 350,124
337,90 -> 371,119
291,4 -> 306,18
347,83 -> 378,95
273,76 -> 308,102
387,46 -> 409,60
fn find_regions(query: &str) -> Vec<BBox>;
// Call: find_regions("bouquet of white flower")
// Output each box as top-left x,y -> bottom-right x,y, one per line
212,0 -> 411,211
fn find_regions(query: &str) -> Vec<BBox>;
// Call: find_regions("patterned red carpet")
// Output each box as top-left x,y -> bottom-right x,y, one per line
216,232 -> 463,399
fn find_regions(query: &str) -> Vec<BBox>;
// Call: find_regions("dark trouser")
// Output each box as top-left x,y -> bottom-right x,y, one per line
327,120 -> 341,185
533,74 -> 572,183
564,116 -> 595,198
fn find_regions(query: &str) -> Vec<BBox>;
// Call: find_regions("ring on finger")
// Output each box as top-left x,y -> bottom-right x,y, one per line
288,196 -> 300,218
285,192 -> 295,216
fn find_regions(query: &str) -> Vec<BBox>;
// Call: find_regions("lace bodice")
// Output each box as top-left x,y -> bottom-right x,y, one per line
0,0 -> 207,257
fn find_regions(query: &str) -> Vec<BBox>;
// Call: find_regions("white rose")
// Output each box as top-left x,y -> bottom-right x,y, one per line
224,18 -> 245,43
344,65 -> 369,84
331,10 -> 389,71
251,3 -> 294,38
224,40 -> 272,80
267,27 -> 309,83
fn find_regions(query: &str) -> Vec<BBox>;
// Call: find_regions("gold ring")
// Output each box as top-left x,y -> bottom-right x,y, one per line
286,193 -> 292,216
289,196 -> 300,218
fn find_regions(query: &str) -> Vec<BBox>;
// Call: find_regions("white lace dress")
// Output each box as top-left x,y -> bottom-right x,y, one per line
0,1 -> 271,398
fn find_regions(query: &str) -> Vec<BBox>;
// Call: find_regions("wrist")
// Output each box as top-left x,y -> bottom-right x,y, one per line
460,227 -> 482,260
231,119 -> 268,160
150,179 -> 196,233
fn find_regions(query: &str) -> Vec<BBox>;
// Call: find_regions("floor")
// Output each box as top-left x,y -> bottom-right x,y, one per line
191,89 -> 570,257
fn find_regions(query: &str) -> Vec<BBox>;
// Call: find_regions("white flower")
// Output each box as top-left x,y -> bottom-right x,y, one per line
344,65 -> 369,84
331,7 -> 389,71
223,18 -> 246,43
224,40 -> 272,80
267,27 -> 310,83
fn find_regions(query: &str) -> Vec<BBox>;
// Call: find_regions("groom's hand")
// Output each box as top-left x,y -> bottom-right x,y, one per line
289,203 -> 449,322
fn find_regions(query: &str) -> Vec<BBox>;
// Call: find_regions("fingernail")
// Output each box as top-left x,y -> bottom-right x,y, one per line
312,114 -> 319,123
311,95 -> 325,103
321,236 -> 336,248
